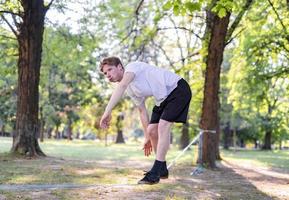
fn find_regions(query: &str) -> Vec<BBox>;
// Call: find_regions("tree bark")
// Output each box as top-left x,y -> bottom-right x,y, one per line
39,106 -> 45,142
223,122 -> 231,150
67,118 -> 73,140
180,122 -> 190,149
199,11 -> 230,168
11,1 -> 47,157
262,130 -> 272,150
115,113 -> 125,143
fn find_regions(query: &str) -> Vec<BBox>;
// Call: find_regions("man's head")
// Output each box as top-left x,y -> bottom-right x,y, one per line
100,56 -> 124,82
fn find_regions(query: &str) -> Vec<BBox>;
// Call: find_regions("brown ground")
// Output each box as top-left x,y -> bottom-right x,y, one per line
0,158 -> 289,200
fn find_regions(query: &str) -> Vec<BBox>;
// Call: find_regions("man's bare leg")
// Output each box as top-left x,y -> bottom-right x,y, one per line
138,120 -> 172,184
156,119 -> 172,161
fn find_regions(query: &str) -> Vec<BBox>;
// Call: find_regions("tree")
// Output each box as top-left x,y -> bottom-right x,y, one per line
1,0 -> 54,156
115,112 -> 125,143
226,0 -> 289,150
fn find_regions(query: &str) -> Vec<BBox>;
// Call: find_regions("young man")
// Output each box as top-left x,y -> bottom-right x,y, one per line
99,56 -> 191,185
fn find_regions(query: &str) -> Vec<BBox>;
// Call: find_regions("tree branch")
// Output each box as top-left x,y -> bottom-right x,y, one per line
135,0 -> 144,15
0,34 -> 17,40
0,10 -> 21,16
47,0 -> 55,9
226,0 -> 253,44
263,67 -> 289,80
267,0 -> 288,38
0,15 -> 18,37
151,39 -> 176,70
157,27 -> 202,40
225,27 -> 246,45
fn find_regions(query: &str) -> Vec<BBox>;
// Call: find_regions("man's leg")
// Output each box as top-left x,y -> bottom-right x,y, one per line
156,119 -> 172,161
138,120 -> 171,184
147,124 -> 158,153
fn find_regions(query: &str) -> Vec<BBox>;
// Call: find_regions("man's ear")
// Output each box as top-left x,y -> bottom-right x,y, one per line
117,64 -> 124,71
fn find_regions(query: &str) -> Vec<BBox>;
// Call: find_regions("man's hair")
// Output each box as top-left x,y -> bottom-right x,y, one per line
99,56 -> 123,72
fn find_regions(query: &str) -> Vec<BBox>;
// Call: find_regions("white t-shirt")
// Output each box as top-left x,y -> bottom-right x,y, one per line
125,61 -> 181,106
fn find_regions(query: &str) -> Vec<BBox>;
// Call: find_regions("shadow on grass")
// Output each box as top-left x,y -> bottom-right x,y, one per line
222,149 -> 289,172
0,154 -> 276,200
223,159 -> 289,185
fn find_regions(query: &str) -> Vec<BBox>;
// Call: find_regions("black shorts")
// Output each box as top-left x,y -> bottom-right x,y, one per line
150,79 -> 191,124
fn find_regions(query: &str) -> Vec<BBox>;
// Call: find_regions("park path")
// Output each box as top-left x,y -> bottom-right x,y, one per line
0,183 -> 135,191
0,159 -> 288,200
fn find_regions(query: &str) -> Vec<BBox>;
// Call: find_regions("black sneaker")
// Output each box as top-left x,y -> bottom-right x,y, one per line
160,168 -> 169,179
138,171 -> 160,185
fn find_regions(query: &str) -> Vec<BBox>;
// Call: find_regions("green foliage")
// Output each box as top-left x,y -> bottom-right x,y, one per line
211,0 -> 235,17
0,27 -> 17,130
163,0 -> 202,16
40,26 -> 103,136
226,0 -> 289,145
0,0 -> 22,13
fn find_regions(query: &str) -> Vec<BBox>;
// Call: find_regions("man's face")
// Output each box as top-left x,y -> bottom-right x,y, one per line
102,64 -> 123,82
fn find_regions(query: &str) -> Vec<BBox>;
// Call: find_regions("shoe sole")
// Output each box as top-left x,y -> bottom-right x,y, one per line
160,175 -> 168,179
137,180 -> 159,185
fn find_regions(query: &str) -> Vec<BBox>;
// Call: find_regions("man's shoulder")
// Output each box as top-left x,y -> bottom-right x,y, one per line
125,61 -> 152,73
126,61 -> 146,67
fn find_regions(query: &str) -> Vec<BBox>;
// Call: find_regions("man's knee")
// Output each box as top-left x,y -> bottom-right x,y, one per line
158,119 -> 172,135
147,124 -> 158,138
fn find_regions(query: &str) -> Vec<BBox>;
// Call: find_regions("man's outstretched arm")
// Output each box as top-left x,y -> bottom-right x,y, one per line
138,102 -> 152,156
138,102 -> 149,138
100,72 -> 135,129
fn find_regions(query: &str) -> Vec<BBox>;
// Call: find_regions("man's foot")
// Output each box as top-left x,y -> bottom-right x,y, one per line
160,168 -> 169,179
138,171 -> 160,185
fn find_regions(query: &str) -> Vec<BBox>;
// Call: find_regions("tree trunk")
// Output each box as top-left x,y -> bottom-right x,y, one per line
11,1 -> 47,157
262,131 -> 272,150
47,127 -> 52,139
116,130 -> 125,143
39,106 -> 45,142
55,125 -> 60,139
180,122 -> 190,149
279,140 -> 282,150
67,119 -> 73,140
115,113 -> 125,143
0,124 -> 4,136
199,11 -> 230,168
40,119 -> 45,142
215,116 -> 221,160
223,122 -> 230,150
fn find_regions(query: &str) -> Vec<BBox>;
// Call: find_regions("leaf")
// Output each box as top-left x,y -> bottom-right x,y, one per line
173,4 -> 180,16
153,13 -> 161,23
163,1 -> 173,11
218,8 -> 227,18
184,2 -> 201,12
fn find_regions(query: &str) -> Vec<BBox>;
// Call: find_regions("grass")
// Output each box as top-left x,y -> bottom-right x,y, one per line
0,136 -> 197,163
0,136 -> 196,185
0,136 -> 288,199
1,136 -> 289,170
221,149 -> 289,170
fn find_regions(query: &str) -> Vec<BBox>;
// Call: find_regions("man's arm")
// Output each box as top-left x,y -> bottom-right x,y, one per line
138,102 -> 153,156
100,72 -> 134,129
137,102 -> 149,139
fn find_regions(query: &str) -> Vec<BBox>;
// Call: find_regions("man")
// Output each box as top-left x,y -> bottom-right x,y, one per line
99,56 -> 191,185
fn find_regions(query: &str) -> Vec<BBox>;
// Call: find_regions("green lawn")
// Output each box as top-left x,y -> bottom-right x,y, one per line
0,136 -> 288,200
221,149 -> 289,170
0,136 -> 197,164
1,136 -> 288,170
0,136 -> 197,187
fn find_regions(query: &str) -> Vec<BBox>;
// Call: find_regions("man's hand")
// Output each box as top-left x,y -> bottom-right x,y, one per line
143,138 -> 152,157
99,112 -> 111,129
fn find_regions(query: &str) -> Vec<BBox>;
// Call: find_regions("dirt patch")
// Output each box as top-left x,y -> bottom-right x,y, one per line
1,157 -> 288,199
222,160 -> 289,200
